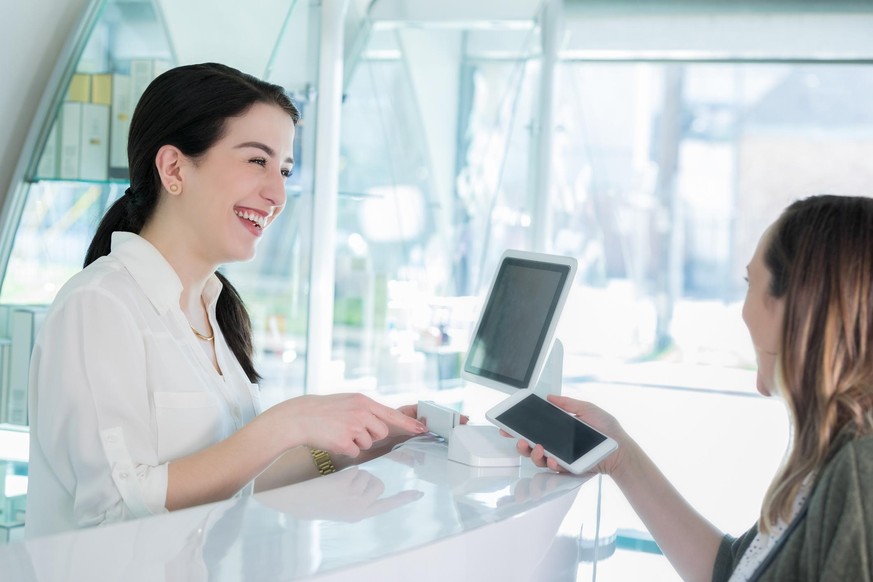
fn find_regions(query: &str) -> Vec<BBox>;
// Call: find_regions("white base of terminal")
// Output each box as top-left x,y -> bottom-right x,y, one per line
447,424 -> 520,468
447,339 -> 566,468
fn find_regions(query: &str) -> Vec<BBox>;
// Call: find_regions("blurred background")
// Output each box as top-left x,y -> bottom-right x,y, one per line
3,1 -> 872,577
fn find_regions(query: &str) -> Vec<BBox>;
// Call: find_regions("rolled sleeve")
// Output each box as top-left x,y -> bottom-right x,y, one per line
99,427 -> 169,518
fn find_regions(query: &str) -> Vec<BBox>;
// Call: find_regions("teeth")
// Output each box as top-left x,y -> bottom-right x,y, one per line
235,209 -> 267,229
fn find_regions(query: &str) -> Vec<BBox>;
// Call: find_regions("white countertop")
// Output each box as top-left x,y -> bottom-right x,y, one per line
0,433 -> 592,581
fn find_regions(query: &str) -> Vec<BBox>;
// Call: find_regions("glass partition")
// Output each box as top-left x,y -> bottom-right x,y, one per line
334,23 -> 542,397
332,18 -> 873,553
551,62 -> 873,388
335,32 -> 873,399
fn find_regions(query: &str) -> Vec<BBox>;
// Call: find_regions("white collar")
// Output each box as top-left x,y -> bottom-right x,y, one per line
109,232 -> 223,315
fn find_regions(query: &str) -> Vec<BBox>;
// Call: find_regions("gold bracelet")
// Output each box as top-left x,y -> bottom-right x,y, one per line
309,448 -> 337,475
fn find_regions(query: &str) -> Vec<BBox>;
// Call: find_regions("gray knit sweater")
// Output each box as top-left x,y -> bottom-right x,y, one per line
712,433 -> 873,581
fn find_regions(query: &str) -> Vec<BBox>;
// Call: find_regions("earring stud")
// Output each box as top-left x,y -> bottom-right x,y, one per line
170,184 -> 179,193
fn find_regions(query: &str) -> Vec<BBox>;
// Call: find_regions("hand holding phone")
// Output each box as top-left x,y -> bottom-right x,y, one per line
486,391 -> 618,474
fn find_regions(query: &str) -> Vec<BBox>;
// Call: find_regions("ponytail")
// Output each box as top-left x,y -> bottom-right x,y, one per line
84,187 -> 153,267
215,272 -> 260,383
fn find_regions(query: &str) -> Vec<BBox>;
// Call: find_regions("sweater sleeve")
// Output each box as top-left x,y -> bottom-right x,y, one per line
805,438 -> 873,580
712,527 -> 758,582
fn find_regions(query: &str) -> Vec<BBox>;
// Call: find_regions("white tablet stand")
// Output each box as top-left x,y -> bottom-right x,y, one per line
447,339 -> 564,467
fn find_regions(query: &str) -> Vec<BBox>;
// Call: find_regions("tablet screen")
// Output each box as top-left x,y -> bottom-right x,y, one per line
464,258 -> 570,388
494,394 -> 607,463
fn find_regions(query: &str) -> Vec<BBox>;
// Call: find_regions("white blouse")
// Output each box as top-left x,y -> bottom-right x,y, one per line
26,232 -> 262,538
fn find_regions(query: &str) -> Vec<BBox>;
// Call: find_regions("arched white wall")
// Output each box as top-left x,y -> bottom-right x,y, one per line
0,0 -> 92,209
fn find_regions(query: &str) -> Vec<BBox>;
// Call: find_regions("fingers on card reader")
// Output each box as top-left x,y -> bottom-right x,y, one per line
416,400 -> 461,440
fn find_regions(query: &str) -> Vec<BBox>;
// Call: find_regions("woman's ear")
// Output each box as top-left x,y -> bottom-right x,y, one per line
155,145 -> 184,195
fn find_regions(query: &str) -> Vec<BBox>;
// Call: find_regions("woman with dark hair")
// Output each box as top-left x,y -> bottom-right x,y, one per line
26,63 -> 427,537
514,195 -> 873,581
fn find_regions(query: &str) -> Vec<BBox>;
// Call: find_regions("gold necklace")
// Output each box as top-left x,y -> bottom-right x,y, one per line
190,324 -> 214,342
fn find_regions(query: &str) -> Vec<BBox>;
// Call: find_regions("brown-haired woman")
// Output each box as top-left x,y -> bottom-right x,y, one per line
516,194 -> 873,581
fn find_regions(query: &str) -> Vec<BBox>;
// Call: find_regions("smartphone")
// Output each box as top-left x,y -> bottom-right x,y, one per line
485,391 -> 617,474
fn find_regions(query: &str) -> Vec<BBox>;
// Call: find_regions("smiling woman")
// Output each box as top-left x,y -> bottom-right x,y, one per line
146,101 -> 293,267
25,63 -> 428,539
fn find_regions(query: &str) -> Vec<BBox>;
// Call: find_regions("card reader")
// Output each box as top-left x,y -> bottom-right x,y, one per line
416,400 -> 462,440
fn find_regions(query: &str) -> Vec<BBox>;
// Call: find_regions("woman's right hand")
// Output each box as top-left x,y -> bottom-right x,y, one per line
270,393 -> 427,457
513,394 -> 629,477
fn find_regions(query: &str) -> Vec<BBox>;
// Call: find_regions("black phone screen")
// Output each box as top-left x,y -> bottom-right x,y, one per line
495,394 -> 607,464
